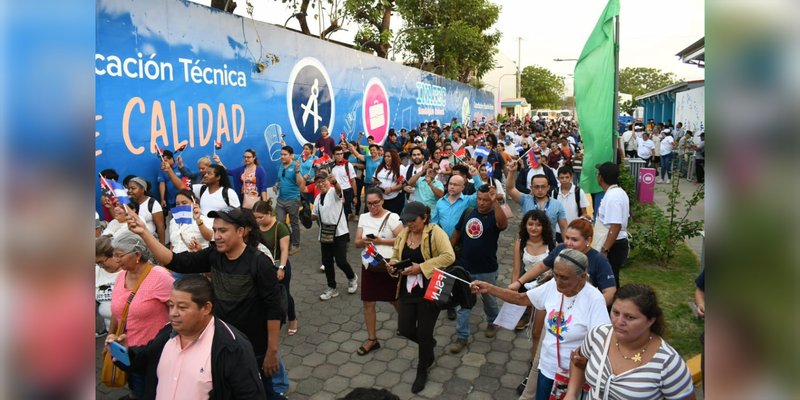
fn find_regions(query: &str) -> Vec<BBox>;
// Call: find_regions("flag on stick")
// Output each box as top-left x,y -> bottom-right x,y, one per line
423,269 -> 455,303
474,146 -> 490,159
172,205 -> 194,225
454,147 -> 467,159
99,175 -> 131,205
574,0 -> 620,193
362,243 -> 387,269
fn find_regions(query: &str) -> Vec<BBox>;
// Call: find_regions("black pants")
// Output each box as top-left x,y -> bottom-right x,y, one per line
695,158 -> 704,183
606,238 -> 629,289
398,297 -> 440,372
342,188 -> 355,217
255,355 -> 287,400
353,177 -> 364,215
625,150 -> 637,159
383,194 -> 406,215
280,261 -> 296,321
321,233 -> 355,289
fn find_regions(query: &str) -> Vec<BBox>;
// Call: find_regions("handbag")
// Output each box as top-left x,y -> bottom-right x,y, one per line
100,264 -> 153,388
549,294 -> 591,400
318,196 -> 343,244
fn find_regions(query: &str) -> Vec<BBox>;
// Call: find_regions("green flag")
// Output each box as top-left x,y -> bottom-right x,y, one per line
574,0 -> 620,194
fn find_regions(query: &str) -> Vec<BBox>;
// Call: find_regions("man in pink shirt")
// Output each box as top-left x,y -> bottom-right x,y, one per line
119,275 -> 265,399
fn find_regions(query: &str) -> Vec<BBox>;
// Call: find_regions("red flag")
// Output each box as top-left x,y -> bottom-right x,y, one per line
423,269 -> 455,303
154,144 -> 164,160
181,176 -> 191,189
214,141 -> 223,150
561,145 -> 572,159
526,150 -> 540,169
454,147 -> 467,159
313,153 -> 331,166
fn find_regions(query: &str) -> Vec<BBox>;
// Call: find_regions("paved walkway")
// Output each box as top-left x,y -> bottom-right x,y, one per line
97,199 -> 532,399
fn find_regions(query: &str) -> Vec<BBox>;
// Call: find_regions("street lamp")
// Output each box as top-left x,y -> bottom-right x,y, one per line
498,73 -> 517,116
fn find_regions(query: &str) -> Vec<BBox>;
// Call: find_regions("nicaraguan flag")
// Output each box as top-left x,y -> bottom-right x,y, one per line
485,162 -> 494,180
514,144 -> 524,154
101,177 -> 131,205
172,205 -> 194,225
474,146 -> 490,159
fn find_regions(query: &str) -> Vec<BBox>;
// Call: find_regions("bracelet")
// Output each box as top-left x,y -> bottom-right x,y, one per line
197,221 -> 204,226
517,279 -> 524,286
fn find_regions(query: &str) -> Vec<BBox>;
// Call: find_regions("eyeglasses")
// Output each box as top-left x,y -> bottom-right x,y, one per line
366,200 -> 382,207
112,250 -> 136,259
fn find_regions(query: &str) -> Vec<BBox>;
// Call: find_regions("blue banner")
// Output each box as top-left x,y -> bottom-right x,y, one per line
96,0 -> 494,207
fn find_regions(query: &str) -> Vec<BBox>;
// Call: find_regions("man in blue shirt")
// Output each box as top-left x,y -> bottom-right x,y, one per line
506,160 -> 567,241
274,146 -> 305,254
157,150 -> 183,211
432,165 -> 483,236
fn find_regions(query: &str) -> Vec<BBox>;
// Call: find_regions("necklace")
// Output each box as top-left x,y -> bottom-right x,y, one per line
407,232 -> 422,247
616,335 -> 653,363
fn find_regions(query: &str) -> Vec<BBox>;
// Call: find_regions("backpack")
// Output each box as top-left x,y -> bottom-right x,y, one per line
558,184 -> 584,218
198,185 -> 231,207
146,197 -> 157,214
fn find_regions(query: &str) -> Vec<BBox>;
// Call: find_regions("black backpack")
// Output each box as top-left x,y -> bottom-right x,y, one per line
198,185 -> 231,207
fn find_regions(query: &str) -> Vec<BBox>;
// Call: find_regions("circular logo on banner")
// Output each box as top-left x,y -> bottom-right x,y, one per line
461,97 -> 471,125
286,57 -> 336,145
362,78 -> 390,144
641,170 -> 656,185
465,217 -> 484,239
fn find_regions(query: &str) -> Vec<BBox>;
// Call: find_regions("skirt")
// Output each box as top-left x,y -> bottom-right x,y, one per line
360,267 -> 400,302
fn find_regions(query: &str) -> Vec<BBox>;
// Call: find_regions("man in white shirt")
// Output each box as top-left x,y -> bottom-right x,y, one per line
331,145 -> 358,220
595,162 -> 629,289
636,132 -> 656,167
620,124 -> 637,159
554,166 -> 589,242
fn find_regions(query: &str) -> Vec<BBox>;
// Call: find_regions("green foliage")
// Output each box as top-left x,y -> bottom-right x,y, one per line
520,65 -> 565,109
395,0 -> 501,82
496,113 -> 508,123
630,176 -> 704,266
620,98 -> 637,116
619,67 -> 679,99
347,0 -> 395,58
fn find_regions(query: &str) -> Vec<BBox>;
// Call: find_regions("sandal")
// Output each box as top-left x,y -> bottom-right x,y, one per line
357,338 -> 381,356
287,321 -> 298,336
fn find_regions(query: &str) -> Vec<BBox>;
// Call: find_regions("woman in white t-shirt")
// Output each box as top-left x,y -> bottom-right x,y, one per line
95,235 -> 121,336
126,177 -> 165,245
511,210 -> 557,334
471,248 -> 610,400
168,189 -> 213,254
353,187 -> 404,356
658,130 -> 676,183
191,164 -> 241,215
374,149 -> 408,214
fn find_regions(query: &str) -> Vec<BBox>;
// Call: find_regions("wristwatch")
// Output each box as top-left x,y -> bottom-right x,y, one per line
601,247 -> 609,254
278,265 -> 285,270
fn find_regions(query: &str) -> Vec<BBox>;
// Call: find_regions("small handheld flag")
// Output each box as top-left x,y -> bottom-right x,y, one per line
362,243 -> 386,268
454,147 -> 467,159
474,146 -> 490,159
214,141 -> 223,150
485,162 -> 494,180
423,269 -> 455,303
313,153 -> 332,167
174,143 -> 187,157
99,176 -> 131,205
153,144 -> 165,161
172,205 -> 194,225
181,176 -> 191,189
514,144 -> 524,155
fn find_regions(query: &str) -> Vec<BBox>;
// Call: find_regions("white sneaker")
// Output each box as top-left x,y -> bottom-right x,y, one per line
347,276 -> 359,294
666,178 -> 671,184
319,265 -> 325,272
657,178 -> 664,183
320,287 -> 339,300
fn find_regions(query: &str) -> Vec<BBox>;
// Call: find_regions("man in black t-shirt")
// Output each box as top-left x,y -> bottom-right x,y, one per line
127,206 -> 286,399
448,185 -> 508,353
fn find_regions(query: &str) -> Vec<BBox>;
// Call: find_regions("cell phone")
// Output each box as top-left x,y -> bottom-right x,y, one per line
393,259 -> 413,271
366,233 -> 377,239
109,341 -> 130,367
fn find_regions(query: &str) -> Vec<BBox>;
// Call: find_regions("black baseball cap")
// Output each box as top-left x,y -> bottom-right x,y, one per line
400,202 -> 428,223
208,206 -> 247,227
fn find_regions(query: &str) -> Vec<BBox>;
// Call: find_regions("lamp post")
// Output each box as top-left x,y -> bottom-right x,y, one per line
498,73 -> 517,117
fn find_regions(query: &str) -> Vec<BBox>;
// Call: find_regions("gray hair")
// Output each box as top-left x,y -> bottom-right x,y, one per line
554,248 -> 588,275
111,230 -> 153,263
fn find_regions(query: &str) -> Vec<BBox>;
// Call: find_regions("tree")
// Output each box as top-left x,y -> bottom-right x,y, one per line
619,67 -> 678,99
346,0 -> 395,58
620,98 -> 637,116
561,96 -> 575,110
395,0 -> 501,83
274,0 -> 349,40
520,65 -> 565,109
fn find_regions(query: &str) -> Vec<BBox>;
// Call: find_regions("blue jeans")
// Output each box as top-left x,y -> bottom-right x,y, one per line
660,153 -> 674,180
535,370 -> 555,400
271,352 -> 289,394
455,271 -> 499,340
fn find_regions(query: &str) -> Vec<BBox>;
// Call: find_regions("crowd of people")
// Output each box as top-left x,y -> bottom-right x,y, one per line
96,115 -> 700,399
619,120 -> 705,184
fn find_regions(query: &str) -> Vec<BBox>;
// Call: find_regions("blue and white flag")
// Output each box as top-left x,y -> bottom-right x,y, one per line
172,205 -> 194,225
474,146 -> 490,159
484,162 -> 494,180
100,177 -> 131,205
514,144 -> 524,154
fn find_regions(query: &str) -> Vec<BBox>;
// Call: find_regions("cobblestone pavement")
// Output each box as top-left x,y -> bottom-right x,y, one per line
97,199 -> 531,399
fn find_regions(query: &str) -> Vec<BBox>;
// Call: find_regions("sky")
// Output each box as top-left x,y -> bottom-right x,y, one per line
188,0 -> 705,82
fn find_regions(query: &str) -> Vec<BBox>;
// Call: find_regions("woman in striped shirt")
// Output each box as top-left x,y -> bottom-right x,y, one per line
565,284 -> 695,400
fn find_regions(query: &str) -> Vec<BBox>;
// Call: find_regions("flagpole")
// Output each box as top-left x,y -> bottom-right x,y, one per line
434,268 -> 472,286
612,14 -> 620,164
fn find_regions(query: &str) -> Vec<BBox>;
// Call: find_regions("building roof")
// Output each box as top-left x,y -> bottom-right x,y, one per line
635,80 -> 704,101
676,37 -> 704,68
501,98 -> 528,107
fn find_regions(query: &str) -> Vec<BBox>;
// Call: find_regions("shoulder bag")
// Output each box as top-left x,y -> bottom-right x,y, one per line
100,264 -> 154,387
318,194 -> 343,244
